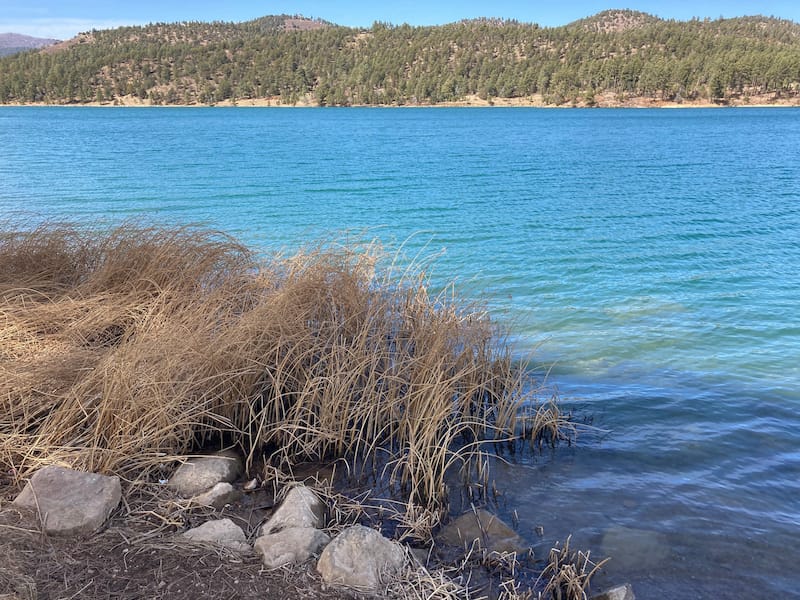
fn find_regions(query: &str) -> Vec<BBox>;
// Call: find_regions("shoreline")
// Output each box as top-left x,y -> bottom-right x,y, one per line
4,91 -> 800,109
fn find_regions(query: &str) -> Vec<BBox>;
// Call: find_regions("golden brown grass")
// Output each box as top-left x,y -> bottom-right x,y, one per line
0,222 -> 564,513
535,536 -> 610,600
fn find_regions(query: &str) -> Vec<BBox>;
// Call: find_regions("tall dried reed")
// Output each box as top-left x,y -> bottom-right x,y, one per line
1,223 -> 561,511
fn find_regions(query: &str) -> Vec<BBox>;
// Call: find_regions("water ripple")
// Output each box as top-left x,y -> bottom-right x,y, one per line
3,106 -> 800,599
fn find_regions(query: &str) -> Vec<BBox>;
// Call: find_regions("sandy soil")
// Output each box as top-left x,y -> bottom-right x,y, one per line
8,91 -> 800,109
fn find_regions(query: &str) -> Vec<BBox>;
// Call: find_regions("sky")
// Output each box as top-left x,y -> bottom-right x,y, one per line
3,1 -> 800,41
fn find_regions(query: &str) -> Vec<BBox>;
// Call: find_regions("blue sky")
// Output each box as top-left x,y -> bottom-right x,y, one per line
3,1 -> 800,40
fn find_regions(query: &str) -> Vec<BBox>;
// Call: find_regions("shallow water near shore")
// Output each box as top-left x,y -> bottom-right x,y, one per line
2,106 -> 800,598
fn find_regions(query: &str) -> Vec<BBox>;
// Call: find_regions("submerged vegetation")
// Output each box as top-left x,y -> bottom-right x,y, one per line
0,223 -> 566,514
1,9 -> 800,105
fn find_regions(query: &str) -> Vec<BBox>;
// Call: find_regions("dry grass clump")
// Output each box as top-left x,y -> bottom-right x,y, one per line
1,222 -> 561,512
535,536 -> 610,600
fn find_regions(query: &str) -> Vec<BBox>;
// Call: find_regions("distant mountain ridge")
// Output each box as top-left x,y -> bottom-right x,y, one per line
0,33 -> 60,56
1,10 -> 799,106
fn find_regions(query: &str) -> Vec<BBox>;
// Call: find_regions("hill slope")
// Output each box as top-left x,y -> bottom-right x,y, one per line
1,10 -> 799,106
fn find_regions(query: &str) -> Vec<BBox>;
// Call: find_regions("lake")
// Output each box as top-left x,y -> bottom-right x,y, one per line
1,106 -> 799,598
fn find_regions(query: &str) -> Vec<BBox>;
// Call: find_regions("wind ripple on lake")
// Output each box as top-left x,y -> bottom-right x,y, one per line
3,106 -> 800,599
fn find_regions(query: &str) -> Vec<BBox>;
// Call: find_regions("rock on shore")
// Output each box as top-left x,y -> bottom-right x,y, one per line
12,465 -> 121,536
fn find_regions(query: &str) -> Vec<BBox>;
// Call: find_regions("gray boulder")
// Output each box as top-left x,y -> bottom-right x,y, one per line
12,465 -> 121,536
180,518 -> 250,553
317,525 -> 406,591
436,508 -> 527,554
254,526 -> 330,568
591,583 -> 636,600
190,482 -> 241,509
261,485 -> 325,535
168,450 -> 242,497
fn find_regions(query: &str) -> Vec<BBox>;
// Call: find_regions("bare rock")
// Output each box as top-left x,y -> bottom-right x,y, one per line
436,508 -> 527,554
254,526 -> 330,568
168,450 -> 242,497
12,465 -> 121,536
317,525 -> 406,591
261,485 -> 325,535
190,482 -> 241,509
180,518 -> 250,552
591,583 -> 636,600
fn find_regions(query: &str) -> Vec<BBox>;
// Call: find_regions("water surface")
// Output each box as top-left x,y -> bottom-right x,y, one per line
2,106 -> 799,598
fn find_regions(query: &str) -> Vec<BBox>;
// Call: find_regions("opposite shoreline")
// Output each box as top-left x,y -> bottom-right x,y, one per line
4,91 -> 800,109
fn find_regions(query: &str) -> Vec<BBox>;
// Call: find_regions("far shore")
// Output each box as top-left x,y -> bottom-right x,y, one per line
5,91 -> 800,109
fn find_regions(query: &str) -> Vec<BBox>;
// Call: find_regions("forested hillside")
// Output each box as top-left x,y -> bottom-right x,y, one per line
1,10 -> 799,106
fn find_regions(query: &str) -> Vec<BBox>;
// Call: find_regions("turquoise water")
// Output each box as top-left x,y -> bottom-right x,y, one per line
2,107 -> 799,598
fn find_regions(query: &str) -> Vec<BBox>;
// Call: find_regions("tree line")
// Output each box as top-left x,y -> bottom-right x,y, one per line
1,10 -> 799,105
